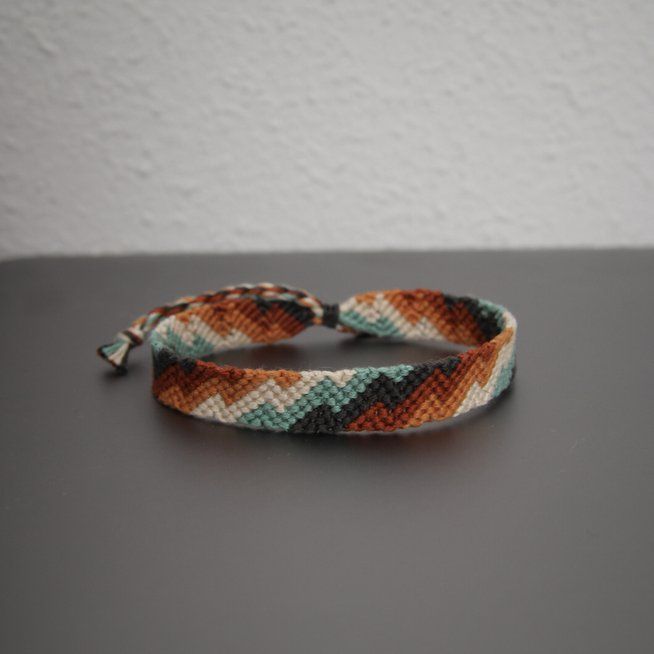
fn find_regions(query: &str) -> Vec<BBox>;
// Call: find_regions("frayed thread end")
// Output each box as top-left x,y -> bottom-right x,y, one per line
97,330 -> 143,374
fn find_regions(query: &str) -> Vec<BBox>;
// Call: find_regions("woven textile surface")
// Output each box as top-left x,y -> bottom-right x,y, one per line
98,283 -> 517,433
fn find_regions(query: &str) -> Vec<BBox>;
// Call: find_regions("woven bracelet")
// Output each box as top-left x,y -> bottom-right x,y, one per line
98,283 -> 517,433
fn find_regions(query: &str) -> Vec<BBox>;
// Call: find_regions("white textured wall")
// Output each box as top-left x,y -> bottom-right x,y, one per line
1,0 -> 653,260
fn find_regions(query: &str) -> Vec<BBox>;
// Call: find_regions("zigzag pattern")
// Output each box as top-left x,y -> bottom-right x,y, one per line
98,283 -> 517,433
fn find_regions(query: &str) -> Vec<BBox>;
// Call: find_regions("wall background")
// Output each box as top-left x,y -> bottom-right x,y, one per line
1,0 -> 653,261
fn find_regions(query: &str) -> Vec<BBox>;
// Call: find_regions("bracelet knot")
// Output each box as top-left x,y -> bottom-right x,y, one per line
318,302 -> 340,329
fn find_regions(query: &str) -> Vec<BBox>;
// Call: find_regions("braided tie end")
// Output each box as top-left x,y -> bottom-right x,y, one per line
97,341 -> 131,373
97,330 -> 143,373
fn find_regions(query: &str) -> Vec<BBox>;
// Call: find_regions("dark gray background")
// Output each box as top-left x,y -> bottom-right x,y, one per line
1,251 -> 653,653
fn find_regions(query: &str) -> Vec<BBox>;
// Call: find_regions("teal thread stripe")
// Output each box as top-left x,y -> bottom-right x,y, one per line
237,364 -> 414,430
338,310 -> 402,337
493,350 -> 516,398
149,326 -> 216,359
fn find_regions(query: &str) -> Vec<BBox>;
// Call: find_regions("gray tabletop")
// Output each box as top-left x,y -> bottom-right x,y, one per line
1,250 -> 653,653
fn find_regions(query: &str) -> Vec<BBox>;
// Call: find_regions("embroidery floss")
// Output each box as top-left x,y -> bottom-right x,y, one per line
98,283 -> 517,433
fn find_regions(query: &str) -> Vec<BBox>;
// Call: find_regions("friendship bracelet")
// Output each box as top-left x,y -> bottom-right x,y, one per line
98,283 -> 517,433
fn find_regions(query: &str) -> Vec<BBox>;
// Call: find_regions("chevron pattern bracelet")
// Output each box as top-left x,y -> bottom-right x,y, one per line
98,283 -> 517,433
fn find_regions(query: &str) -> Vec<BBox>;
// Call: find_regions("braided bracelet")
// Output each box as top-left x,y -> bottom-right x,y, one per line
98,283 -> 517,433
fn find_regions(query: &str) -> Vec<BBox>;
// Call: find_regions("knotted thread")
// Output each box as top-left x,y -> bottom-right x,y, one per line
98,282 -> 517,433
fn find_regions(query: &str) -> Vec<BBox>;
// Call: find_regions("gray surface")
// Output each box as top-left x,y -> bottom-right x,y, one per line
1,250 -> 653,654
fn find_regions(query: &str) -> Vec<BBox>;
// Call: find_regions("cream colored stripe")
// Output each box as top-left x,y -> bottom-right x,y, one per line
341,296 -> 446,341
